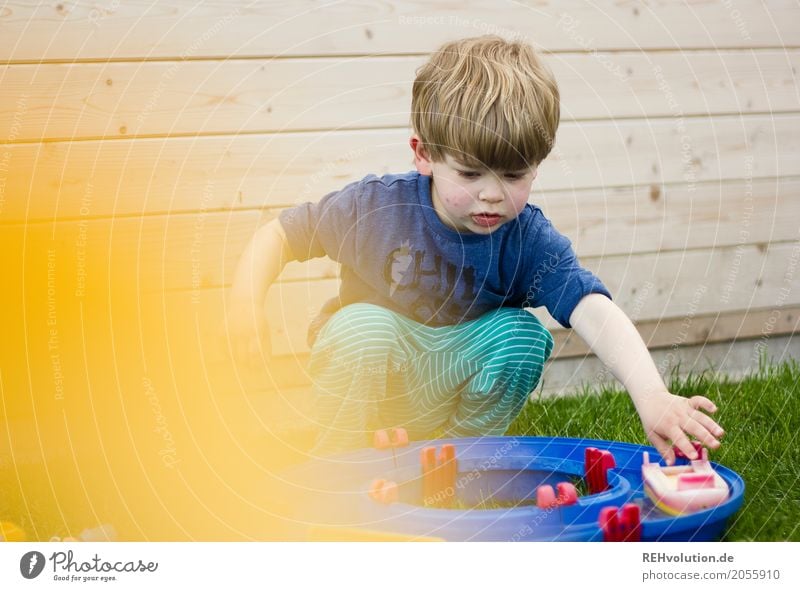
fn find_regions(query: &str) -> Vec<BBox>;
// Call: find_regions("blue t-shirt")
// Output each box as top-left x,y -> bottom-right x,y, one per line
279,171 -> 611,344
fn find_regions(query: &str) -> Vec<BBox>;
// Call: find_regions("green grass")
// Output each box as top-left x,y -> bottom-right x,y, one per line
506,357 -> 800,541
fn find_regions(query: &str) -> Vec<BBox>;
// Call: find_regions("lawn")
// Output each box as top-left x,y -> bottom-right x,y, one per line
506,357 -> 800,541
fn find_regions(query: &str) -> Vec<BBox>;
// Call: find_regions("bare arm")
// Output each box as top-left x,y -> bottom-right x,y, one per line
229,219 -> 295,306
569,293 -> 724,464
227,219 -> 295,367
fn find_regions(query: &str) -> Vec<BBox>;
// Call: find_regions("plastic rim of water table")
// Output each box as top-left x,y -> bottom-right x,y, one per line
281,436 -> 745,541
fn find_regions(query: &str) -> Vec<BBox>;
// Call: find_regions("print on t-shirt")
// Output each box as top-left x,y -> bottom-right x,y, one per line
383,242 -> 478,322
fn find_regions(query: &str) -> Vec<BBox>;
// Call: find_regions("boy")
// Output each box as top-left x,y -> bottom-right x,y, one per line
227,36 -> 724,463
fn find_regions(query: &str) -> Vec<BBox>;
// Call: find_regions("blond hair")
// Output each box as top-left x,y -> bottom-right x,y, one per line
411,35 -> 560,170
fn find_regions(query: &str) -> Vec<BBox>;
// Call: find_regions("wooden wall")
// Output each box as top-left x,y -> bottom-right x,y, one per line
1,1 -> 799,539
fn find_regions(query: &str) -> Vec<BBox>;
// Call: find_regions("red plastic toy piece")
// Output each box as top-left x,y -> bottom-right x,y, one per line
369,479 -> 399,504
556,482 -> 578,506
440,444 -> 456,496
537,482 -> 578,509
373,427 -> 409,449
536,485 -> 557,509
393,428 -> 409,446
599,504 -> 641,542
374,430 -> 390,449
584,447 -> 616,494
421,444 -> 458,508
421,446 -> 437,502
674,441 -> 704,460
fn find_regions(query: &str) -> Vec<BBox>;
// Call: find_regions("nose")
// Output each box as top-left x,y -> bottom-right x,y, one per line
478,180 -> 504,203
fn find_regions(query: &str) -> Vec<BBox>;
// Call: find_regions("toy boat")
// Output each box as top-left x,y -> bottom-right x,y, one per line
641,449 -> 729,516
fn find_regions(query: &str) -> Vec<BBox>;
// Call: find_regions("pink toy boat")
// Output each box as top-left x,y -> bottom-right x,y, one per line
642,449 -> 729,515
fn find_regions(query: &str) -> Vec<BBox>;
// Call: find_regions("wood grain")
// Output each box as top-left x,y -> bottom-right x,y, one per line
1,50 -> 796,141
1,1 -> 796,62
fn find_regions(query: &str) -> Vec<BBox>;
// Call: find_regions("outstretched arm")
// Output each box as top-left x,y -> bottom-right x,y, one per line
569,293 -> 724,464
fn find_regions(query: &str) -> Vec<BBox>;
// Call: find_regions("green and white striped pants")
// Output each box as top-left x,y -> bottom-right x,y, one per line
308,303 -> 554,456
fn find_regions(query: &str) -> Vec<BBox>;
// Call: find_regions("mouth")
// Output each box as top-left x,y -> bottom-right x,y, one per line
471,213 -> 503,227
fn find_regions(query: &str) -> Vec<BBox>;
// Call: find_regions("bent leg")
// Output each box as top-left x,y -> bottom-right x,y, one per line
444,308 -> 554,437
308,303 -> 412,456
308,305 -> 553,454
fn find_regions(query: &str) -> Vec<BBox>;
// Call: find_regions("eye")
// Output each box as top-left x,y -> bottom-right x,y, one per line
458,170 -> 480,179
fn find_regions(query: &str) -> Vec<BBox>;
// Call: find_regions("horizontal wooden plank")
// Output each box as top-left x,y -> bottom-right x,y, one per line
221,305 -> 800,393
2,50 -> 797,141
282,240 -> 800,347
283,241 -> 800,348
0,209 -> 340,289
5,175 -> 799,294
557,49 -> 800,121
157,282 -> 800,394
1,1 -> 797,62
542,332 -> 800,398
2,114 -> 798,222
177,332 -> 800,442
153,239 -> 800,357
541,176 -> 800,258
554,305 -> 800,358
589,240 -> 800,319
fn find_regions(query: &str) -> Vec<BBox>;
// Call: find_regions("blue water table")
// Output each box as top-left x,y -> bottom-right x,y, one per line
280,435 -> 744,541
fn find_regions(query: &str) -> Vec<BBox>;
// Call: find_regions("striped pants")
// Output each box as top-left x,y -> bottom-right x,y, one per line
308,303 -> 554,456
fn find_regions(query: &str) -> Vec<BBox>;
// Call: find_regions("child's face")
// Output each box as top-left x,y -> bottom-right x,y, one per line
410,137 -> 537,235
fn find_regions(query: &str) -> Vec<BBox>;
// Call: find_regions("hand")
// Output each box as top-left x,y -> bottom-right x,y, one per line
224,294 -> 272,372
634,391 -> 724,465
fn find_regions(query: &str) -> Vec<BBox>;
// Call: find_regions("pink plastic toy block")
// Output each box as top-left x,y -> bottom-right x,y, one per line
536,485 -> 557,509
556,482 -> 578,506
369,479 -> 399,504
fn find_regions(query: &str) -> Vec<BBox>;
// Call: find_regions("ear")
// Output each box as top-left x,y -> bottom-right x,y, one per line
409,135 -> 433,176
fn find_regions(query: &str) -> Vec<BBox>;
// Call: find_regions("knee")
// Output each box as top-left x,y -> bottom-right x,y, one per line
487,309 -> 554,362
517,315 -> 554,364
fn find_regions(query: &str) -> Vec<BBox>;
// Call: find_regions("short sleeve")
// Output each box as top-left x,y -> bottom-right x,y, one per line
278,179 -> 361,264
522,216 -> 612,328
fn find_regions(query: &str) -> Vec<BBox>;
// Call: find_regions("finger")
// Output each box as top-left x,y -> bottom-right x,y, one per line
684,418 -> 720,450
648,432 -> 675,466
669,426 -> 698,461
689,395 -> 717,414
693,412 -> 725,442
